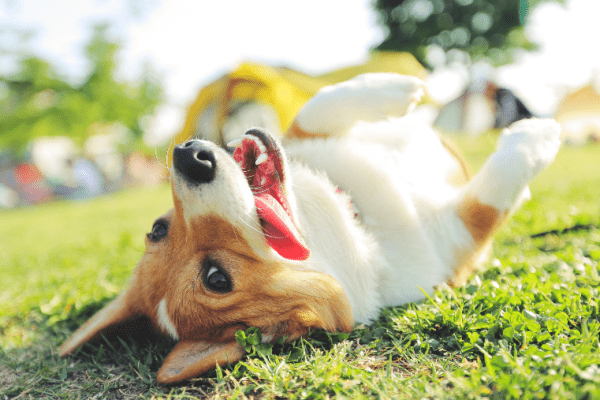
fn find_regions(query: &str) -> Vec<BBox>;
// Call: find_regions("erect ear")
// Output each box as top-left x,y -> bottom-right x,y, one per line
157,340 -> 246,384
58,290 -> 138,357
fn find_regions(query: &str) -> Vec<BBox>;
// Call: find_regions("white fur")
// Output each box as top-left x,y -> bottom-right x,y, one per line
176,74 -> 561,324
157,298 -> 179,340
468,118 -> 561,212
170,141 -> 273,260
295,73 -> 424,136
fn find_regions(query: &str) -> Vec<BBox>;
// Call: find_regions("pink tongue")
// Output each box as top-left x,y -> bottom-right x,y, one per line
254,194 -> 310,260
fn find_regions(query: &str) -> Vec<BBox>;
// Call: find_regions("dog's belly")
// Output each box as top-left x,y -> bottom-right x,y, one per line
285,120 -> 472,318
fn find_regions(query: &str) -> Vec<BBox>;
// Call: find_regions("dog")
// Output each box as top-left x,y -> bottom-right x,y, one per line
59,73 -> 561,384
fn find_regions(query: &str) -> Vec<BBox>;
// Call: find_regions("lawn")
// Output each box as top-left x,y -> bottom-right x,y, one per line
2,134 -> 600,399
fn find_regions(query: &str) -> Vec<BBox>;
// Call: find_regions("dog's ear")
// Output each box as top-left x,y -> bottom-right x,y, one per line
264,267 -> 355,341
280,301 -> 354,342
157,340 -> 246,384
58,290 -> 137,357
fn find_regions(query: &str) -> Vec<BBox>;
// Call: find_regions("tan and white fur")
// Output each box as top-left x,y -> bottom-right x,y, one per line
59,73 -> 561,384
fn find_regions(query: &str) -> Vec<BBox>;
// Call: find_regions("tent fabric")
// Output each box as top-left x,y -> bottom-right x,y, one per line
555,84 -> 600,145
434,91 -> 496,136
172,52 -> 428,158
493,88 -> 534,128
434,83 -> 535,136
555,85 -> 600,120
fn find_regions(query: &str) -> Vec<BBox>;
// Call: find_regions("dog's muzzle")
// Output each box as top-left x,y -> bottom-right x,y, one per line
173,140 -> 217,184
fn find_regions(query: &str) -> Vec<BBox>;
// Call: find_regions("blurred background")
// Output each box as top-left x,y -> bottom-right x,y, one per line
0,0 -> 598,208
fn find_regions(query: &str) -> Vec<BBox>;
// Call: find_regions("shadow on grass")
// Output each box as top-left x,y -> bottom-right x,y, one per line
1,296 -> 355,398
1,299 -> 181,398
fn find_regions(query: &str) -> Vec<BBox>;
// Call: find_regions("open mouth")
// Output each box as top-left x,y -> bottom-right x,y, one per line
230,129 -> 310,261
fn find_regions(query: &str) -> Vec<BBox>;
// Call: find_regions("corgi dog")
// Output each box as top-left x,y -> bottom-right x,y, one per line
59,73 -> 561,384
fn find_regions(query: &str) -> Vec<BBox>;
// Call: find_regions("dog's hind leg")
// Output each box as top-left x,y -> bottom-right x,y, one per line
285,73 -> 424,140
449,118 -> 561,285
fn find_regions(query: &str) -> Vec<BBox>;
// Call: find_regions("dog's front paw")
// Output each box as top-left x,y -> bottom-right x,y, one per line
496,118 -> 561,181
343,73 -> 425,117
296,73 -> 425,136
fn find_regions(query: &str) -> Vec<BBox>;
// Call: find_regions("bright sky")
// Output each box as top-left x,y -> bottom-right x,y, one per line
497,0 -> 600,115
1,0 -> 598,143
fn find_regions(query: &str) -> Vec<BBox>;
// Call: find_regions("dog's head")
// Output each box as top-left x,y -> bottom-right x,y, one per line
59,129 -> 353,383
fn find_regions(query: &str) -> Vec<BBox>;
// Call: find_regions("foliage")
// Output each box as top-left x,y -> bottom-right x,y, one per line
1,137 -> 600,398
372,0 -> 565,67
0,24 -> 163,153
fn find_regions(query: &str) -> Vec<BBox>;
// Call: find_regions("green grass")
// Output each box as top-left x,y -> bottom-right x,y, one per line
2,137 -> 600,399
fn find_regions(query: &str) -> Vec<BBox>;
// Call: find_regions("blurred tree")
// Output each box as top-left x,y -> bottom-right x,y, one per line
373,0 -> 565,67
0,24 -> 163,152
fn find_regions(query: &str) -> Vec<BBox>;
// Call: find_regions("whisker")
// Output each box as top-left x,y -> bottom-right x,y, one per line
236,214 -> 265,237
154,147 -> 168,170
235,214 -> 288,240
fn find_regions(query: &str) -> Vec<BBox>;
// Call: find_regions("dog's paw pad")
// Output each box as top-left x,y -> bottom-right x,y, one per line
497,118 -> 561,179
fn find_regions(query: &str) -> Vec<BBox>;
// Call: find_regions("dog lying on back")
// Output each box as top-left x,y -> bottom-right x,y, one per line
59,73 -> 561,383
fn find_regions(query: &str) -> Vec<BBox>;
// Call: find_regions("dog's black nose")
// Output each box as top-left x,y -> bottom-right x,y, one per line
173,140 -> 216,184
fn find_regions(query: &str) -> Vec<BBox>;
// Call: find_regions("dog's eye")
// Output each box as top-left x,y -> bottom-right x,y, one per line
203,261 -> 232,293
148,220 -> 168,242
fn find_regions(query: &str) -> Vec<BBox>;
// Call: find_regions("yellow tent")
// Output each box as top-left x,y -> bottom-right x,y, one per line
172,52 -> 428,153
555,84 -> 600,145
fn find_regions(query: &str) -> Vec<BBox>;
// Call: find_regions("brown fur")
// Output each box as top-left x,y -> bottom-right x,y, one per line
285,121 -> 329,140
59,181 -> 352,383
157,340 -> 247,384
450,195 -> 508,286
448,242 -> 493,287
458,195 -> 505,245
